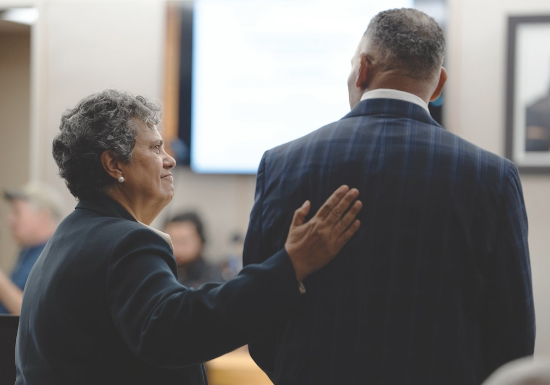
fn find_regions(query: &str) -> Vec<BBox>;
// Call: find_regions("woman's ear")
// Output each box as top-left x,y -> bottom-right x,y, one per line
100,150 -> 122,180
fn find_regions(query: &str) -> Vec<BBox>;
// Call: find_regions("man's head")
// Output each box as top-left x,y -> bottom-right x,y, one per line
348,8 -> 446,108
4,181 -> 63,247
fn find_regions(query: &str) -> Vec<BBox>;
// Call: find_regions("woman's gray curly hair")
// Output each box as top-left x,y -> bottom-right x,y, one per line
52,89 -> 162,200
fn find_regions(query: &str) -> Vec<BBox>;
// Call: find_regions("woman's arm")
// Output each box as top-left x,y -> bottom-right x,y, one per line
107,186 -> 361,368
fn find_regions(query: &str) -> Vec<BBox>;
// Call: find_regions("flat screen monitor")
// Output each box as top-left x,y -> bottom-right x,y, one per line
180,0 -> 415,174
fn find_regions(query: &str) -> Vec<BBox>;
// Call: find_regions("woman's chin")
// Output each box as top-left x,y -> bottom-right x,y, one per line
163,184 -> 175,197
164,189 -> 175,203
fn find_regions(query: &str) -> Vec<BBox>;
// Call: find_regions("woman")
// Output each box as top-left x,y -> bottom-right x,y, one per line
163,212 -> 225,289
15,90 -> 361,385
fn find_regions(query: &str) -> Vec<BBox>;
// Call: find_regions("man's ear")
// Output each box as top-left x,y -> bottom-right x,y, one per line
100,150 -> 123,180
355,53 -> 371,90
430,67 -> 447,102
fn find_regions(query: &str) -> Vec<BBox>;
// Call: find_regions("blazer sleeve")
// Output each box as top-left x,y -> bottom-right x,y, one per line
482,163 -> 536,375
243,153 -> 280,378
106,225 -> 301,369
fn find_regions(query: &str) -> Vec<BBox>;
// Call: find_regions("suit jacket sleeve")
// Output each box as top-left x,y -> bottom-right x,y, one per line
482,163 -> 536,374
242,153 -> 279,377
106,224 -> 301,369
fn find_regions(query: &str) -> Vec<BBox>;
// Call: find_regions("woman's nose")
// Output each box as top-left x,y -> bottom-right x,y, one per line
164,153 -> 176,169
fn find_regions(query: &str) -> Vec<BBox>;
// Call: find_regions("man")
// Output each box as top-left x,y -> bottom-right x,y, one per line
243,8 -> 535,385
0,181 -> 63,314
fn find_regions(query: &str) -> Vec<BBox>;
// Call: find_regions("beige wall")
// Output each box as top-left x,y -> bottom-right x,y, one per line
31,0 -> 166,202
0,27 -> 31,270
446,0 -> 550,355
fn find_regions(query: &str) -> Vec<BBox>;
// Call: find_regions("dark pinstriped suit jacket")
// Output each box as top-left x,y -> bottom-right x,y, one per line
243,98 -> 535,385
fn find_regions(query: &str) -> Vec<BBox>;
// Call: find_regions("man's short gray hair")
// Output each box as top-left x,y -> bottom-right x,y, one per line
52,89 -> 162,200
364,8 -> 445,80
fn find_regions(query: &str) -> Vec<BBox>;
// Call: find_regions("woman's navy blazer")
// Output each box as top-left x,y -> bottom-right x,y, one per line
15,195 -> 302,385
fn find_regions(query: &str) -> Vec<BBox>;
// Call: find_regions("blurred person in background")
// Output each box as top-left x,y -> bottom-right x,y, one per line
0,181 -> 63,314
164,211 -> 224,289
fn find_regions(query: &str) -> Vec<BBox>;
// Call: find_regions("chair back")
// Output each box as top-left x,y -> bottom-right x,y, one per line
0,315 -> 19,385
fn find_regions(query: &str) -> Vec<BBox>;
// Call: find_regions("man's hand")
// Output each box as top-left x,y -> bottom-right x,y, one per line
285,185 -> 362,281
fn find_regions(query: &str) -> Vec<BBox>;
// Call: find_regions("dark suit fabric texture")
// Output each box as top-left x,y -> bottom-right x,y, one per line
243,98 -> 536,385
15,196 -> 302,385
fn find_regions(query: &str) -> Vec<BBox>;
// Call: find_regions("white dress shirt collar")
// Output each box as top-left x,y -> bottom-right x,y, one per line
360,89 -> 430,112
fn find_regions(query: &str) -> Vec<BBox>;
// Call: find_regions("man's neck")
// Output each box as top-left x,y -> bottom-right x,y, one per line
360,89 -> 429,112
366,72 -> 435,104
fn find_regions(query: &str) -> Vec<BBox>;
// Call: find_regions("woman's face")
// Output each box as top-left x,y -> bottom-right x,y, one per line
119,120 -> 176,208
165,221 -> 203,266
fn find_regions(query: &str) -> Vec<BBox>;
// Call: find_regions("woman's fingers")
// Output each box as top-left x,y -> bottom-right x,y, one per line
312,186 -> 360,232
314,185 -> 350,220
334,198 -> 362,246
291,200 -> 311,228
327,188 -> 360,224
284,185 -> 362,281
336,199 -> 362,232
335,219 -> 361,250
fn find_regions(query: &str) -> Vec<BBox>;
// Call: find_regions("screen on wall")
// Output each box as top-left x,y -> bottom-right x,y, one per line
184,0 -> 414,174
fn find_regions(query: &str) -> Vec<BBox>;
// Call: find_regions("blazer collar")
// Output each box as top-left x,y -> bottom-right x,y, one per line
76,195 -> 173,249
76,195 -> 137,222
342,98 -> 442,128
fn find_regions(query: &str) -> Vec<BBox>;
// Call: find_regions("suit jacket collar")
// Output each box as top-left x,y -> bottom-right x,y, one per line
76,195 -> 137,222
342,98 -> 442,128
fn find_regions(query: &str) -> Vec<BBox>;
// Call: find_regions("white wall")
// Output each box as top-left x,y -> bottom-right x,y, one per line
446,0 -> 550,356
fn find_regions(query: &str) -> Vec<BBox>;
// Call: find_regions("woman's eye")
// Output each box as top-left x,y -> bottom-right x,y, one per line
153,145 -> 160,153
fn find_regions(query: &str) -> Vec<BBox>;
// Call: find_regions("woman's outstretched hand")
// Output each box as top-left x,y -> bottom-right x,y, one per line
285,185 -> 362,281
